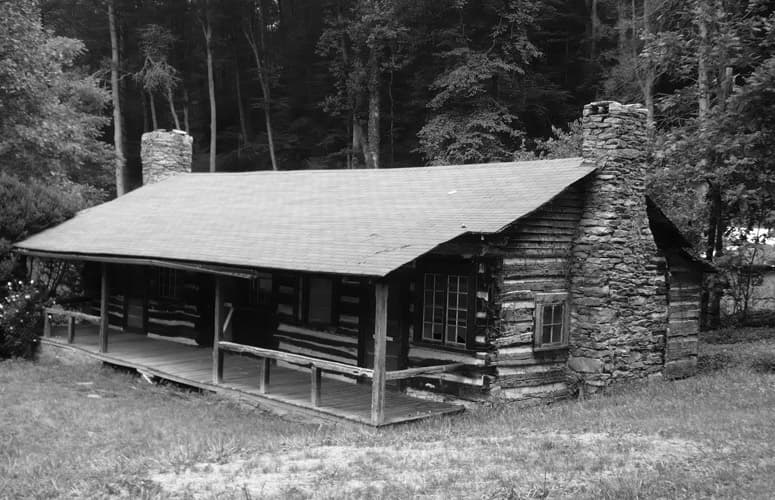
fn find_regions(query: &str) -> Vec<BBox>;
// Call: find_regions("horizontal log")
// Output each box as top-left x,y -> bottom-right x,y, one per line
498,368 -> 567,389
498,382 -> 569,401
408,345 -> 489,366
666,336 -> 699,361
502,279 -> 567,293
494,346 -> 568,366
669,320 -> 699,336
664,359 -> 697,379
219,341 -> 374,378
44,308 -> 101,323
385,363 -> 466,380
492,331 -> 533,347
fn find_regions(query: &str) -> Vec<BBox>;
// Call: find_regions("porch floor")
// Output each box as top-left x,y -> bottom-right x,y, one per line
42,326 -> 464,426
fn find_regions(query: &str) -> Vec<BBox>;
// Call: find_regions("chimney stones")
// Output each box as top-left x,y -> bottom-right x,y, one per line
141,130 -> 193,184
569,101 -> 668,392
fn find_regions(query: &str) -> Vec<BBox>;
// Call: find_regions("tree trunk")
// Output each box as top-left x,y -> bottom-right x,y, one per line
167,86 -> 181,130
148,91 -> 159,130
183,87 -> 191,134
366,51 -> 380,169
244,5 -> 278,171
108,0 -> 126,196
202,6 -> 217,173
235,66 -> 249,149
697,3 -> 710,122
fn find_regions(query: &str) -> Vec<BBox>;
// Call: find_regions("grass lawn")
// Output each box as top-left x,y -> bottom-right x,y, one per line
2,329 -> 775,499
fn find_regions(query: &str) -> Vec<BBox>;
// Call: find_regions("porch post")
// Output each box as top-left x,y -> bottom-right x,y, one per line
371,281 -> 388,426
213,276 -> 224,384
99,263 -> 109,353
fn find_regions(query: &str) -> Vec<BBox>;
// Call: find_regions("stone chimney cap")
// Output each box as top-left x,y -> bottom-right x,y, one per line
584,100 -> 647,116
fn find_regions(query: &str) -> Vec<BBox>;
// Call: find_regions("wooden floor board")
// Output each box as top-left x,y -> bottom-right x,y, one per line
42,329 -> 464,426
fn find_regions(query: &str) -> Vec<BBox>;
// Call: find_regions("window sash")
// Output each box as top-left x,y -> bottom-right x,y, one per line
534,294 -> 568,350
158,268 -> 177,299
422,272 -> 470,347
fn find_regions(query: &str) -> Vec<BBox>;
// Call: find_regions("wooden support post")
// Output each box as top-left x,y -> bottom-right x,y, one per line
67,316 -> 75,344
213,276 -> 224,384
43,313 -> 51,338
99,263 -> 109,353
371,281 -> 388,426
258,357 -> 270,394
311,366 -> 322,407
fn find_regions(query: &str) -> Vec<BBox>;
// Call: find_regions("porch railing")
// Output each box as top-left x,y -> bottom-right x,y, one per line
43,307 -> 101,344
217,339 -> 464,424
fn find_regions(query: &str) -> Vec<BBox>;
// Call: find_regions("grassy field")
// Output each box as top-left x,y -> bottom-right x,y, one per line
2,329 -> 775,499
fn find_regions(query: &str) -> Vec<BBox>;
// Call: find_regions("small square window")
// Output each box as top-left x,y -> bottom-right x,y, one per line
534,293 -> 569,351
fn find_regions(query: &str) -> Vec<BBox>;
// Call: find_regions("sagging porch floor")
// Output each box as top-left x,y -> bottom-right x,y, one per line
41,326 -> 464,426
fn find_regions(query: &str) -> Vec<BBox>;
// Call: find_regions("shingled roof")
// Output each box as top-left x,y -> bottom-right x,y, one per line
15,158 -> 594,277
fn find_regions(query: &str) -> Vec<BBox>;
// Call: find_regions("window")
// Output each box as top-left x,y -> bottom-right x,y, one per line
422,273 -> 470,347
534,293 -> 569,350
307,277 -> 334,324
157,268 -> 178,299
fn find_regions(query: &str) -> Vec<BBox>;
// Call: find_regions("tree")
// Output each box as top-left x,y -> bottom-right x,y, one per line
199,0 -> 217,172
135,24 -> 182,130
0,0 -> 111,187
244,0 -> 280,170
107,0 -> 127,195
416,0 -> 540,165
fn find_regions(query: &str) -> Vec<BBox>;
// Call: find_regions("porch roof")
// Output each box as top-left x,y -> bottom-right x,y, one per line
15,158 -> 594,277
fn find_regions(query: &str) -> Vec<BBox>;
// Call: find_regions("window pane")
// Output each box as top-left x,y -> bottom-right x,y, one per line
542,324 -> 552,344
459,277 -> 468,293
543,305 -> 553,326
553,303 -> 564,325
308,278 -> 333,324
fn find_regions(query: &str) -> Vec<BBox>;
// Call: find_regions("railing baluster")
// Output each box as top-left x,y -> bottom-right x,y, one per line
311,367 -> 322,407
258,357 -> 270,394
67,316 -> 75,344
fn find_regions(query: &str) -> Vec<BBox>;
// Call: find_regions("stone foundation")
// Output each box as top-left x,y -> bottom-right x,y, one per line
141,130 -> 193,184
569,101 -> 668,391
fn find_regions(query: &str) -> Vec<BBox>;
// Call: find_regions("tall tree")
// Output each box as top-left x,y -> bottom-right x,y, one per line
244,0 -> 279,170
199,0 -> 217,172
108,0 -> 126,194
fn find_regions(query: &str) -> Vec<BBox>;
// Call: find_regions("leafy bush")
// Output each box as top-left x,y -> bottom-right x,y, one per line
0,280 -> 45,360
751,352 -> 775,374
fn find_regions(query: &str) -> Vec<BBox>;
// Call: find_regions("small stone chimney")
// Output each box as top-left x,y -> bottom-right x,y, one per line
141,130 -> 194,184
569,101 -> 668,392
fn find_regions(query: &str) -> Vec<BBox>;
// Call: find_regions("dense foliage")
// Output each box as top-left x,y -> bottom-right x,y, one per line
0,280 -> 43,359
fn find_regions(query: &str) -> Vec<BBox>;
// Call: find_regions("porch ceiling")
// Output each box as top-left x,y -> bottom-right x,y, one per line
15,158 -> 594,277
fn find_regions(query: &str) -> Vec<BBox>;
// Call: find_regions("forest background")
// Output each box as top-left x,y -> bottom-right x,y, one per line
1,0 -> 775,328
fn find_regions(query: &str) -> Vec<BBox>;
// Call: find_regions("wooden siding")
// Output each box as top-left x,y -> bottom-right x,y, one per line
664,252 -> 701,379
274,275 -> 365,367
489,182 -> 586,400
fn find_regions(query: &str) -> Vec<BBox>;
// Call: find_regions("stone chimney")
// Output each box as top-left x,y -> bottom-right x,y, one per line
568,101 -> 668,393
141,130 -> 194,184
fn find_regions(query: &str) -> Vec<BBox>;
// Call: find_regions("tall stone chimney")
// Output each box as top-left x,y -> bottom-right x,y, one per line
141,130 -> 193,184
569,101 -> 668,392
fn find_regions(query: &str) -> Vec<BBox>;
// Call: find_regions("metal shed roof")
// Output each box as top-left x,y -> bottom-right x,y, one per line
15,158 -> 594,277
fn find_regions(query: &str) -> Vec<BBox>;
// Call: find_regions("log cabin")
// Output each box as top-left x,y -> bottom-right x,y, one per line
14,101 -> 710,426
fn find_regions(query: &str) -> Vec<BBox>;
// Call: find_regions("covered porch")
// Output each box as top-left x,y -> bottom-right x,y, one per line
41,321 -> 464,426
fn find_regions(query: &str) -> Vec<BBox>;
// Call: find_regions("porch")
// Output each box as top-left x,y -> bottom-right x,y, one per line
40,323 -> 464,427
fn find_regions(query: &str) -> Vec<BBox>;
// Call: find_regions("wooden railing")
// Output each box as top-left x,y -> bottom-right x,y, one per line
217,339 -> 463,420
43,307 -> 101,344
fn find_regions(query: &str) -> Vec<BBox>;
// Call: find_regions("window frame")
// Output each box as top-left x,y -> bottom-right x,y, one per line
533,292 -> 570,351
300,275 -> 339,327
416,261 -> 477,350
157,268 -> 179,300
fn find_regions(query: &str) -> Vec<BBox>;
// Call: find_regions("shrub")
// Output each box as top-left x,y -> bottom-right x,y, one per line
751,352 -> 775,374
0,280 -> 45,360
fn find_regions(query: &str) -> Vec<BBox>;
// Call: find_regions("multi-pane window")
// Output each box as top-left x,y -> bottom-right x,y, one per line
157,268 -> 178,299
248,273 -> 273,305
422,273 -> 469,347
534,293 -> 569,350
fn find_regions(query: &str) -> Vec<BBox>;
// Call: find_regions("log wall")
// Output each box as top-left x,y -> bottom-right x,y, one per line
664,253 -> 701,378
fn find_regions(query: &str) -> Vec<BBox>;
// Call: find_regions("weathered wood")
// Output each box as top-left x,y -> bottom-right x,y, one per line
385,363 -> 466,381
43,313 -> 51,338
44,308 -> 101,323
407,345 -> 489,366
498,368 -> 567,388
222,306 -> 234,337
219,341 -> 375,378
666,336 -> 699,361
371,281 -> 388,426
669,320 -> 699,336
258,357 -> 270,394
99,263 -> 109,353
664,358 -> 697,379
311,366 -> 322,406
494,346 -> 568,366
67,316 -> 76,344
213,276 -> 224,384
